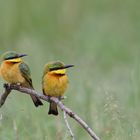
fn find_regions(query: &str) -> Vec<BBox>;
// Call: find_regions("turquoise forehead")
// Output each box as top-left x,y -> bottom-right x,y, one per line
47,61 -> 64,69
2,51 -> 18,60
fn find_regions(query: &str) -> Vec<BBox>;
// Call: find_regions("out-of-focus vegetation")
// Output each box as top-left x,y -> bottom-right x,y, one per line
0,0 -> 140,139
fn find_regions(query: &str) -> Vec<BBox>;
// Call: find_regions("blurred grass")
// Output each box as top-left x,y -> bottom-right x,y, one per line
0,0 -> 140,139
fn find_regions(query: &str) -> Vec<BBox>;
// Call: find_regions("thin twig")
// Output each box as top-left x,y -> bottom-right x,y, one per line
63,111 -> 75,140
13,120 -> 19,140
51,97 -> 100,140
0,84 -> 100,140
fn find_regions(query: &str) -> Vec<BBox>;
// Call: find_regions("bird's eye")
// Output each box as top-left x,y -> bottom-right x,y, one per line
5,56 -> 17,60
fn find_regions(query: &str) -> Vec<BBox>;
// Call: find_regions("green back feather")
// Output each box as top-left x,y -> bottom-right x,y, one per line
19,62 -> 33,88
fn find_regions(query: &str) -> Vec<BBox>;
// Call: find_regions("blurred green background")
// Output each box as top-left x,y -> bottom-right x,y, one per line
0,0 -> 140,139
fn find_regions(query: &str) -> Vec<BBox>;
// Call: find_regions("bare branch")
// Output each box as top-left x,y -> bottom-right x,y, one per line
50,97 -> 100,140
0,84 -> 100,140
63,111 -> 75,140
0,84 -> 11,107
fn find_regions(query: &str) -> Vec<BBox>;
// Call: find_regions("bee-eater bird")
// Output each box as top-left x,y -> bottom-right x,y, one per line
42,61 -> 74,116
0,51 -> 43,107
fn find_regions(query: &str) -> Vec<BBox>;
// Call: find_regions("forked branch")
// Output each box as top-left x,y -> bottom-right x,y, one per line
0,83 -> 100,140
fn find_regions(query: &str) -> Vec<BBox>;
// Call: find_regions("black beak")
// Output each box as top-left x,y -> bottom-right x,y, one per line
50,64 -> 74,71
18,54 -> 27,58
63,64 -> 74,69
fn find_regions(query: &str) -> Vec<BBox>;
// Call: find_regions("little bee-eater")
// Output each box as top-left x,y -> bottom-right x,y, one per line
0,51 -> 43,107
42,61 -> 74,116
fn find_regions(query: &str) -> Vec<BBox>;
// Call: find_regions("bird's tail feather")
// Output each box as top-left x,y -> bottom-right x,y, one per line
48,101 -> 58,116
30,95 -> 43,107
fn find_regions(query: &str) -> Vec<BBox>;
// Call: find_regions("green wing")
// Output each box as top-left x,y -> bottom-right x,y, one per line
19,62 -> 33,88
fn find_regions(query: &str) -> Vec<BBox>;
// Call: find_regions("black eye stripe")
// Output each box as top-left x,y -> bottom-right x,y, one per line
50,67 -> 63,71
49,65 -> 74,71
4,56 -> 18,60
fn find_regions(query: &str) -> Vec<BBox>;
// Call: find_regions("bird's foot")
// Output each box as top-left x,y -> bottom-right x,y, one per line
62,96 -> 67,99
3,83 -> 11,90
58,96 -> 67,100
47,96 -> 51,102
3,83 -> 8,88
16,82 -> 21,86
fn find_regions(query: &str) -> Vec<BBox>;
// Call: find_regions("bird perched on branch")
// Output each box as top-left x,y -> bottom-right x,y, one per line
42,61 -> 74,116
0,51 -> 43,107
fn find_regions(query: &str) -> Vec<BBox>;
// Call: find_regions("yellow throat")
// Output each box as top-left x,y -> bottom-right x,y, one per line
52,69 -> 66,74
6,58 -> 22,63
